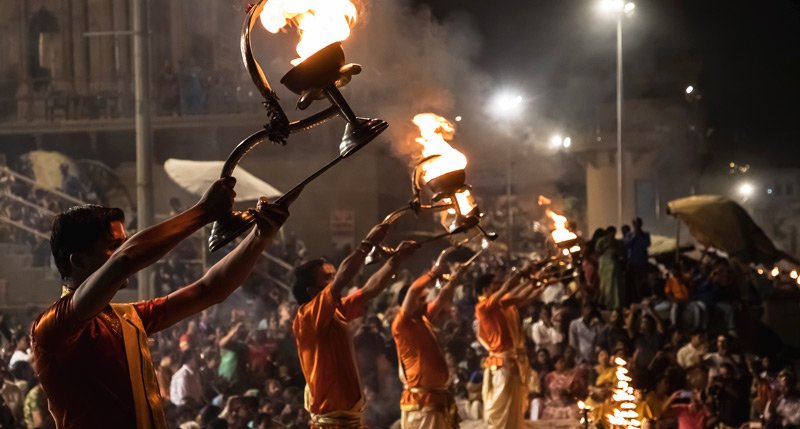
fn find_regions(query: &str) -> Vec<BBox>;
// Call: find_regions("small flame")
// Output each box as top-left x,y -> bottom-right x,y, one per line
412,113 -> 467,183
260,0 -> 357,66
546,209 -> 577,244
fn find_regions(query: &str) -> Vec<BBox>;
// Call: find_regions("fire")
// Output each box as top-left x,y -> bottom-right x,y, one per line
546,209 -> 577,244
260,0 -> 357,66
412,113 -> 467,183
606,357 -> 641,429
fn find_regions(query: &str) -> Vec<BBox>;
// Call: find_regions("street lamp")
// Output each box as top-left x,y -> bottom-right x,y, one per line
738,182 -> 755,199
598,0 -> 634,228
489,89 -> 526,256
550,134 -> 572,150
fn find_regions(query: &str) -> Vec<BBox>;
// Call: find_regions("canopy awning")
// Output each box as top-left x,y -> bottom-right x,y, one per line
666,195 -> 787,265
164,159 -> 281,202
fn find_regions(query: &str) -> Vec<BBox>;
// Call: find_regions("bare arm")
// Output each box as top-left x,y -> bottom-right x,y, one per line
158,201 -> 288,328
361,241 -> 417,301
329,223 -> 390,298
72,178 -> 235,321
401,271 -> 437,317
219,322 -> 244,349
427,264 -> 465,322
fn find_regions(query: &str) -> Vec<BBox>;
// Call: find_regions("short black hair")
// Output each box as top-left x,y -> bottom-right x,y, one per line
50,205 -> 125,281
474,273 -> 496,297
292,258 -> 326,305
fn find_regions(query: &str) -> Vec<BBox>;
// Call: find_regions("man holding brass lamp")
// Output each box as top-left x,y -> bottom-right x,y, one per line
392,253 -> 466,429
292,223 -> 417,428
31,178 -> 289,429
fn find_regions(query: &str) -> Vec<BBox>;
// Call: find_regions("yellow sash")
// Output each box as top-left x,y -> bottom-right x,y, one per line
304,385 -> 364,428
112,304 -> 168,429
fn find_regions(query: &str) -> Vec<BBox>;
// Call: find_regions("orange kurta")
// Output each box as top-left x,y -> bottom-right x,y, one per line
293,286 -> 367,416
475,296 -> 522,367
392,309 -> 450,411
30,292 -> 170,429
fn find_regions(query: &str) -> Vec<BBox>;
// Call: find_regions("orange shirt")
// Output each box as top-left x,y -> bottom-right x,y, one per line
475,296 -> 522,355
392,309 -> 451,410
293,287 -> 367,415
30,293 -> 169,429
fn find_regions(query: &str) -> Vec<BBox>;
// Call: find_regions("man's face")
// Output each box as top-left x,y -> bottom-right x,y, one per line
308,263 -> 335,297
78,220 -> 128,288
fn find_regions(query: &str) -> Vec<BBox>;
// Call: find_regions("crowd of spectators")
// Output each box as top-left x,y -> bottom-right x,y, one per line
0,168 -> 799,428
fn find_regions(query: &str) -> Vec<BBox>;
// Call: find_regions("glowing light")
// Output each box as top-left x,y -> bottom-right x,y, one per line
454,115 -> 462,122
599,0 -> 635,15
771,267 -> 780,277
563,136 -> 572,148
260,0 -> 358,66
791,270 -> 798,280
545,208 -> 578,244
685,85 -> 694,94
412,113 -> 467,183
490,91 -> 525,119
738,182 -> 754,198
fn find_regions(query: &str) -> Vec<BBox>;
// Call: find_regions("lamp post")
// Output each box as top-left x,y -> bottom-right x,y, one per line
490,91 -> 525,257
599,0 -> 634,228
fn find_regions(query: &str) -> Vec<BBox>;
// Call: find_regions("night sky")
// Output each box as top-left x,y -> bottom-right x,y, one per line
414,0 -> 800,167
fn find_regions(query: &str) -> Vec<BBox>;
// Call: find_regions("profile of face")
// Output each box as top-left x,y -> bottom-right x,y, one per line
308,263 -> 336,298
554,356 -> 566,372
596,348 -> 609,366
73,220 -> 128,288
536,349 -> 550,366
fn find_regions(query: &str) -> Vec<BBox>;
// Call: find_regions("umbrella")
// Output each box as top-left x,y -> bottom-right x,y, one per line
666,195 -> 791,265
164,159 -> 281,201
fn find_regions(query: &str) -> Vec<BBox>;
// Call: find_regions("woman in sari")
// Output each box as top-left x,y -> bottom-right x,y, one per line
541,355 -> 579,420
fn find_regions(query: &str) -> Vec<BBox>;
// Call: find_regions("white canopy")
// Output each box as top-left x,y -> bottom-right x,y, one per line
164,159 -> 281,201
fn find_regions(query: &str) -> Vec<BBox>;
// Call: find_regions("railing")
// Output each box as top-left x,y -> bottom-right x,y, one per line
0,76 -> 264,124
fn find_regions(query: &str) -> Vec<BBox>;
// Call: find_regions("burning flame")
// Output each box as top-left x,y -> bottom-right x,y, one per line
412,113 -> 467,183
605,357 -> 641,429
546,209 -> 577,244
260,0 -> 357,66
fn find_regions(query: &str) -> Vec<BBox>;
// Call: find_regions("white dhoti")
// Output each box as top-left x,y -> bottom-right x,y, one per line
401,409 -> 451,429
482,364 -> 526,429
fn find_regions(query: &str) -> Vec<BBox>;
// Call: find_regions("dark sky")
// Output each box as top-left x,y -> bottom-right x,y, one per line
413,0 -> 800,167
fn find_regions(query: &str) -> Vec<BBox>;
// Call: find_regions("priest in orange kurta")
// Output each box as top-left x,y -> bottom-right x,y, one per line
32,182 -> 287,429
292,223 -> 416,428
475,268 -> 543,429
392,259 -> 466,429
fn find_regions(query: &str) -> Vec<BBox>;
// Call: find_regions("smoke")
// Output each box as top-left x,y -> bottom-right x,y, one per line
336,0 -> 487,162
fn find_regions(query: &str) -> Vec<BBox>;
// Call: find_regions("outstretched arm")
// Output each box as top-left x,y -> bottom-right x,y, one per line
158,200 -> 289,329
401,269 -> 439,317
360,241 -> 417,302
329,223 -> 390,298
427,263 -> 466,321
72,178 -> 236,321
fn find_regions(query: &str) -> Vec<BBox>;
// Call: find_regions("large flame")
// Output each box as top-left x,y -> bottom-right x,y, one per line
545,208 -> 577,244
260,0 -> 357,66
412,113 -> 468,183
605,357 -> 642,429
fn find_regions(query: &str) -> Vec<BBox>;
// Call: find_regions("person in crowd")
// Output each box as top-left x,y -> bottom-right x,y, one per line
31,180 -> 288,428
8,333 -> 30,368
583,347 -> 616,423
625,217 -> 651,302
291,221 -> 416,429
703,334 -> 743,379
540,355 -> 578,420
661,388 -> 714,429
677,330 -> 707,369
475,268 -> 541,429
598,307 -> 629,354
596,227 -> 623,309
170,351 -> 204,408
530,303 -> 563,357
568,302 -> 601,364
392,255 -> 466,428
765,368 -> 800,428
